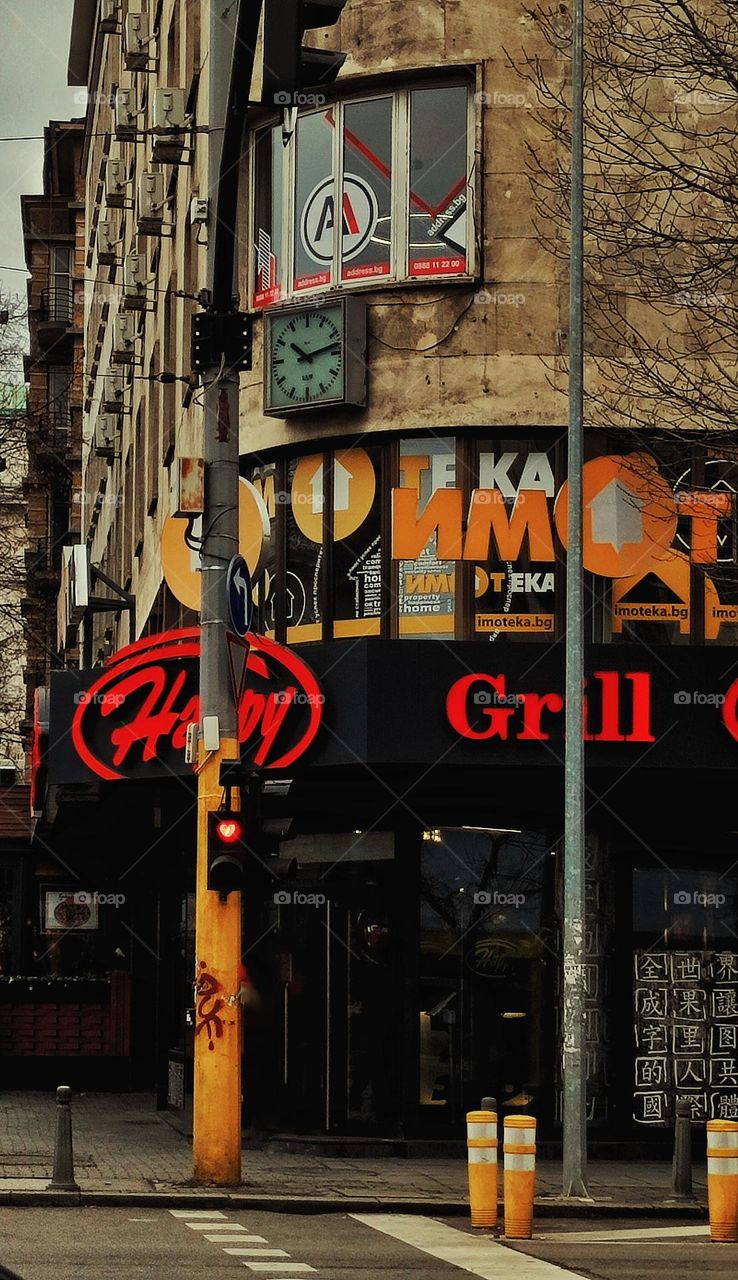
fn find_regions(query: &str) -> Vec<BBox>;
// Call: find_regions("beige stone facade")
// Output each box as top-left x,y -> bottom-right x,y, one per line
69,0 -> 207,655
66,0 -> 696,651
241,3 -> 569,452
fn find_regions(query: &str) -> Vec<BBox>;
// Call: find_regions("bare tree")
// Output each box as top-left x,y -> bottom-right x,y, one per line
519,0 -> 738,440
0,291 -> 31,767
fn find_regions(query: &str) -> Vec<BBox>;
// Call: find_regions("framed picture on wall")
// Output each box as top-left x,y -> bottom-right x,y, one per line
41,887 -> 99,933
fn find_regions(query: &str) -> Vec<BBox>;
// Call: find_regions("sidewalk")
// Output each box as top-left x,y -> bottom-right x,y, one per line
0,1092 -> 707,1215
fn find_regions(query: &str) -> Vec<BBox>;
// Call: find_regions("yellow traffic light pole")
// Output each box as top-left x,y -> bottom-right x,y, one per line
193,740 -> 242,1184
191,0 -> 260,1185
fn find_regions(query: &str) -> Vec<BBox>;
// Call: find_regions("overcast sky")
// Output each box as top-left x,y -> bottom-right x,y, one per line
0,0 -> 79,303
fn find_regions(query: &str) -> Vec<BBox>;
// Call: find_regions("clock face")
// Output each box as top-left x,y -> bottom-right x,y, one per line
268,306 -> 344,410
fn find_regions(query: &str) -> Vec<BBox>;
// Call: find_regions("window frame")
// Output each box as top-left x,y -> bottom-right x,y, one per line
248,79 -> 477,309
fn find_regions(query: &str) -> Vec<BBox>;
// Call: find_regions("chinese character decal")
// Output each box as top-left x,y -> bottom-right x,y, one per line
634,950 -> 738,1126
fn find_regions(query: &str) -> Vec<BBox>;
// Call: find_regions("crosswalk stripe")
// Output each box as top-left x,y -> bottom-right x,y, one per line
196,1224 -> 251,1231
351,1214 -> 587,1280
186,1221 -> 243,1230
223,1247 -> 280,1255
205,1235 -> 269,1244
223,1251 -> 289,1258
169,1210 -> 226,1219
537,1225 -> 710,1243
240,1267 -> 316,1274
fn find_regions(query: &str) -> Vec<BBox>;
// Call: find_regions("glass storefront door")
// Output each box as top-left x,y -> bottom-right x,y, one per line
243,823 -> 554,1137
419,828 -> 551,1127
243,832 -> 399,1135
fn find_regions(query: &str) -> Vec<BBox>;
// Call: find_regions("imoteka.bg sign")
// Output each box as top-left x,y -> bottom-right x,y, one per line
70,628 -> 323,782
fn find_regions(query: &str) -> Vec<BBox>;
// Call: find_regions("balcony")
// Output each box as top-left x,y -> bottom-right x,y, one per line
29,411 -> 72,467
36,286 -> 76,352
24,537 -> 59,594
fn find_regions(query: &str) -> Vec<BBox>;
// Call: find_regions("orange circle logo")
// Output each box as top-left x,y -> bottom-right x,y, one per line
161,478 -> 271,612
291,449 -> 376,544
554,453 -> 677,578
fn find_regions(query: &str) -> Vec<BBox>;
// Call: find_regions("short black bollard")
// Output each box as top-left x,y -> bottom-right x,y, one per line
47,1085 -> 80,1192
671,1098 -> 693,1198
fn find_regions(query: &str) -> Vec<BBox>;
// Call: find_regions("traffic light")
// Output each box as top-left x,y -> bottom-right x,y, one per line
207,812 -> 245,899
262,0 -> 347,108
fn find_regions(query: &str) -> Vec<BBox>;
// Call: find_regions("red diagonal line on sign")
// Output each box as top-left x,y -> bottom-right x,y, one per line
322,110 -> 466,221
342,192 -> 360,235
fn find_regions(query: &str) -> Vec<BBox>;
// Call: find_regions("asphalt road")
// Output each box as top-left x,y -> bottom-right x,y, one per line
476,1216 -> 734,1280
0,1208 -> 734,1280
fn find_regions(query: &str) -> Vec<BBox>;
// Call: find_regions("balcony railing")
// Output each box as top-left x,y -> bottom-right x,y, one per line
39,286 -> 74,327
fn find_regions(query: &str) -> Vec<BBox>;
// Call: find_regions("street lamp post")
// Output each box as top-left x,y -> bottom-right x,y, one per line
562,0 -> 589,1199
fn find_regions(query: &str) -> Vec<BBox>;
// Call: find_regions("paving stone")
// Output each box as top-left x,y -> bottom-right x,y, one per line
0,1092 -> 708,1207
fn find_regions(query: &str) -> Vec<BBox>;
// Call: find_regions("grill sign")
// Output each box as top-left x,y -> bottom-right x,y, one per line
71,628 -> 322,781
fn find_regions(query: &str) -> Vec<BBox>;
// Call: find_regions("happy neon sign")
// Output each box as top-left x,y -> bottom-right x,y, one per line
71,628 -> 323,781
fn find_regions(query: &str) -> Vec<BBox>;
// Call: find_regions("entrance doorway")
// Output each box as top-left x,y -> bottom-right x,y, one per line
243,831 -> 400,1134
418,828 -> 551,1129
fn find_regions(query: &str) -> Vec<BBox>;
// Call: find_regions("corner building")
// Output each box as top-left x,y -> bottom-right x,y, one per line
39,0 -> 738,1144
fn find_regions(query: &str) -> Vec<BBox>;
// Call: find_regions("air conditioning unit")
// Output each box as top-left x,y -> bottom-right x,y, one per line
105,155 -> 127,208
122,252 -> 148,310
102,372 -> 126,414
137,170 -> 166,234
151,88 -> 187,162
97,220 -> 117,266
100,0 -> 121,34
123,13 -> 151,70
111,312 -> 138,365
115,88 -> 137,140
94,414 -> 120,460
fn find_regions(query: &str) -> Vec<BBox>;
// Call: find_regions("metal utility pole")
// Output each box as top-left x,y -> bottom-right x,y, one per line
192,0 -> 261,1186
562,0 -> 589,1199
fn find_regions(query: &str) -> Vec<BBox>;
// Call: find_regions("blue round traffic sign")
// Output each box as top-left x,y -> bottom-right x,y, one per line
226,554 -> 253,638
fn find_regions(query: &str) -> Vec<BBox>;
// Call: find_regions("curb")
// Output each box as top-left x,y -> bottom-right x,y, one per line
2,1188 -> 709,1218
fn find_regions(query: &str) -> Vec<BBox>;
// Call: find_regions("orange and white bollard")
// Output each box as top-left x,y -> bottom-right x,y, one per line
466,1109 -> 498,1229
503,1114 -> 536,1239
707,1119 -> 738,1242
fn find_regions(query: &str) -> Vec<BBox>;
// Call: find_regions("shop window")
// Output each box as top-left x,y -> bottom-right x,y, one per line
397,437 -> 457,638
285,454 -> 324,643
294,110 -> 336,293
331,446 -> 382,638
632,868 -> 738,1127
633,868 -> 738,945
408,86 -> 469,278
684,455 -> 738,645
250,83 -> 473,307
342,98 -> 393,283
252,432 -> 738,647
253,127 -> 285,307
599,444 -> 694,647
250,463 -> 279,639
474,438 -> 559,641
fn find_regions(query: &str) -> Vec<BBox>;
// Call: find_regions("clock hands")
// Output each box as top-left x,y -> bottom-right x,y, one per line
294,341 -> 341,363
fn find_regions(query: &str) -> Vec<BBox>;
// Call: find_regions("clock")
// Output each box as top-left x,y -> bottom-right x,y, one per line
263,296 -> 367,417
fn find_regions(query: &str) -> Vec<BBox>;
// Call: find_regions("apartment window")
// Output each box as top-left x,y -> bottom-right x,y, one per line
47,246 -> 73,324
47,366 -> 71,431
250,83 -> 474,307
